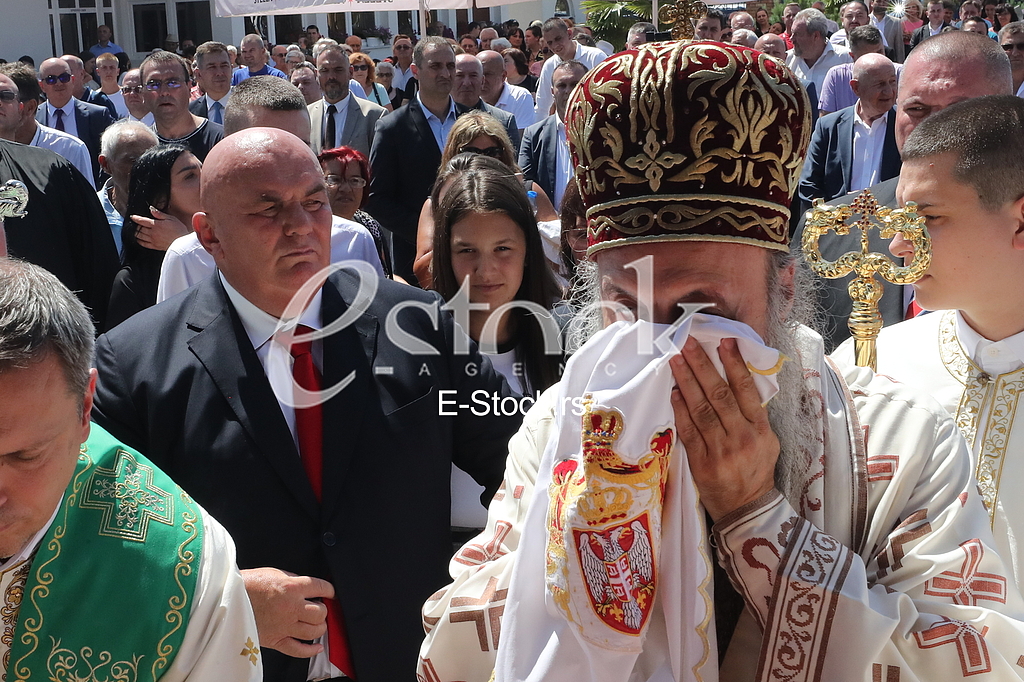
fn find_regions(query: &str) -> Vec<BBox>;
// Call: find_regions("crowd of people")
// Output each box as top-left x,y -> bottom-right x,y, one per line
4,6 -> 1024,682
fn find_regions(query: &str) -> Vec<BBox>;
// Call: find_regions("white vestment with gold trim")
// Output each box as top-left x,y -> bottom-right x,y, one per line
420,322 -> 1024,682
836,309 -> 1024,587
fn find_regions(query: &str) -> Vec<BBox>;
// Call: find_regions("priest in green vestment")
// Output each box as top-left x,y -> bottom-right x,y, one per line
0,257 -> 262,681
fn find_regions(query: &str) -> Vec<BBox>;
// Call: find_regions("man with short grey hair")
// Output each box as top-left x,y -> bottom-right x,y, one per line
96,119 -> 158,255
1000,21 -> 1024,96
232,33 -> 287,85
731,28 -> 758,47
819,25 -> 891,114
730,10 -> 755,31
626,21 -> 657,48
786,8 -> 853,94
479,26 -> 499,51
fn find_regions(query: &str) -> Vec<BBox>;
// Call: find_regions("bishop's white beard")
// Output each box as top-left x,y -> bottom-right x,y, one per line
562,252 -> 824,510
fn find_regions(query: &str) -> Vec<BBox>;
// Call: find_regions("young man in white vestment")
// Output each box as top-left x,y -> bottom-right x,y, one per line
835,95 -> 1024,589
417,40 -> 1024,682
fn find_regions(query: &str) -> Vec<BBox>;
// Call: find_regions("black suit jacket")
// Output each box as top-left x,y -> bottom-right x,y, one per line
793,175 -> 904,353
35,97 -> 116,180
798,106 -> 900,211
0,139 -> 119,329
92,271 -> 521,682
455,99 -> 521,151
909,22 -> 951,50
83,87 -> 118,119
518,114 -> 560,202
188,96 -> 209,118
368,97 -> 444,281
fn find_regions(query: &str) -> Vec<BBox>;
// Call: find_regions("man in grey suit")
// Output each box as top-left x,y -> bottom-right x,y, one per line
870,0 -> 906,62
518,59 -> 587,211
36,57 -> 115,181
309,44 -> 385,155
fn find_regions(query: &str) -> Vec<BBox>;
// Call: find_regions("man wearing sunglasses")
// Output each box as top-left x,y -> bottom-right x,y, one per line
35,57 -> 115,183
142,50 -> 224,162
999,21 -> 1024,97
120,69 -> 154,125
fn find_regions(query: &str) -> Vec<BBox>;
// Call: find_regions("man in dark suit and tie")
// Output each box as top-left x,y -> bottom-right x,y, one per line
188,41 -> 233,124
798,53 -> 901,210
309,44 -> 386,156
369,37 -> 459,281
36,57 -> 115,181
519,59 -> 587,211
92,128 -> 521,681
793,32 -> 1010,351
451,53 -> 520,150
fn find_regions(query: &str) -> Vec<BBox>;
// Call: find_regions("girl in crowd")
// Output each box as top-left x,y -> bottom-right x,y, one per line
318,146 -> 394,279
350,52 -> 393,112
756,7 -> 772,35
995,4 -> 1019,30
107,144 -> 200,330
413,111 -> 556,288
507,26 -> 527,51
373,60 -> 405,110
502,48 -> 538,95
431,156 -> 562,395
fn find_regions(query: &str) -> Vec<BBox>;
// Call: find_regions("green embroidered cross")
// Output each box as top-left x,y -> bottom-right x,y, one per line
80,450 -> 174,542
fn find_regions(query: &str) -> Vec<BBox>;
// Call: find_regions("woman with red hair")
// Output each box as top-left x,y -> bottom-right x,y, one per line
318,146 -> 393,279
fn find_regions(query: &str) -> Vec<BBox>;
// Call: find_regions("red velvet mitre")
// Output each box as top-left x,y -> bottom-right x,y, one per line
566,41 -> 813,256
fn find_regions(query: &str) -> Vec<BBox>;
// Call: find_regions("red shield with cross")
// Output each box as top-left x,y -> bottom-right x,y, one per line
573,513 -> 657,635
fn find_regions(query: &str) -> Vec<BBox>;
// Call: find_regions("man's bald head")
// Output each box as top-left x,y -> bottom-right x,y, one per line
896,30 -> 1012,148
852,52 -> 894,81
196,128 -> 331,317
755,34 -> 788,59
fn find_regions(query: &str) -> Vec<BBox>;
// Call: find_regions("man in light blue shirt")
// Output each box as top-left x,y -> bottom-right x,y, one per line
96,120 -> 158,255
89,25 -> 124,57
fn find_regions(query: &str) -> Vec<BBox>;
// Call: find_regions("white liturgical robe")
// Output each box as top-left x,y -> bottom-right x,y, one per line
836,310 -> 1024,587
421,321 -> 1024,682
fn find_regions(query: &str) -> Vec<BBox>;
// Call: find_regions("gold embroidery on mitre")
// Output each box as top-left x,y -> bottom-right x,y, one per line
568,44 -> 808,248
938,311 -> 1024,525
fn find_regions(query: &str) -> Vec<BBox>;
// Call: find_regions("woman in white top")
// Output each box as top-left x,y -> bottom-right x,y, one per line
349,52 -> 393,112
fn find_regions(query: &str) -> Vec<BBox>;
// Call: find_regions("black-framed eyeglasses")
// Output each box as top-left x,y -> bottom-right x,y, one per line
461,145 -> 502,158
1003,42 -> 1024,51
121,85 -> 145,95
41,73 -> 72,85
0,91 -> 21,103
324,175 -> 368,189
145,79 -> 184,91
352,64 -> 370,71
394,44 -> 412,50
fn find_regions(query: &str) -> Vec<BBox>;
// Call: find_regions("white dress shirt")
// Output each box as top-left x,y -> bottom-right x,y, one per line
204,90 -> 231,124
45,98 -> 79,139
130,111 -> 155,126
417,92 -> 458,151
535,43 -> 608,120
554,115 -> 572,210
786,42 -> 853,98
957,312 -> 1024,377
850,108 -> 888,192
322,94 -> 351,149
155,215 -> 385,303
494,82 -> 536,129
218,275 -> 343,682
392,63 -> 415,92
31,123 -> 94,187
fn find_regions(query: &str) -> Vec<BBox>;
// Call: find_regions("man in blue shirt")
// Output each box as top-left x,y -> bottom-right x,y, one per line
232,34 -> 288,85
89,25 -> 124,57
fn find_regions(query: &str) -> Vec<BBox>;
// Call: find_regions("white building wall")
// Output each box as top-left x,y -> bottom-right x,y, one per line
1,0 -> 58,67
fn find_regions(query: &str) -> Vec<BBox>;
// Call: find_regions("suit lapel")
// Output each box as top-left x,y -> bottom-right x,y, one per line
75,100 -> 91,143
319,273 -> 376,521
339,97 -> 361,147
186,277 -> 320,519
839,109 -> 854,190
543,117 -> 559,193
409,98 -> 443,160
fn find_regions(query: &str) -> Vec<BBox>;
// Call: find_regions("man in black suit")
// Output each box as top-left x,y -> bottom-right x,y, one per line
188,41 -> 233,125
91,128 -> 520,682
368,36 -> 459,281
451,53 -> 520,150
36,57 -> 115,181
65,53 -> 118,118
909,0 -> 952,50
519,59 -> 587,211
792,31 -> 1010,351
798,54 -> 901,209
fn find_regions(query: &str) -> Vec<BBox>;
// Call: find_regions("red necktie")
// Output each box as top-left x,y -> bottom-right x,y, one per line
905,299 -> 923,321
289,325 -> 355,679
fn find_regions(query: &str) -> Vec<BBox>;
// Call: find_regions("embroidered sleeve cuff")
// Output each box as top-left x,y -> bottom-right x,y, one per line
712,489 -> 799,628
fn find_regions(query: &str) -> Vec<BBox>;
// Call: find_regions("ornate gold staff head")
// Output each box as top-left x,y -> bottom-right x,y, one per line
0,180 -> 28,222
801,189 -> 931,370
658,0 -> 708,40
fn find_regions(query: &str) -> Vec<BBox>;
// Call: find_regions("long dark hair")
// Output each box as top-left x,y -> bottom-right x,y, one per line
431,155 -> 562,393
121,143 -> 189,263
